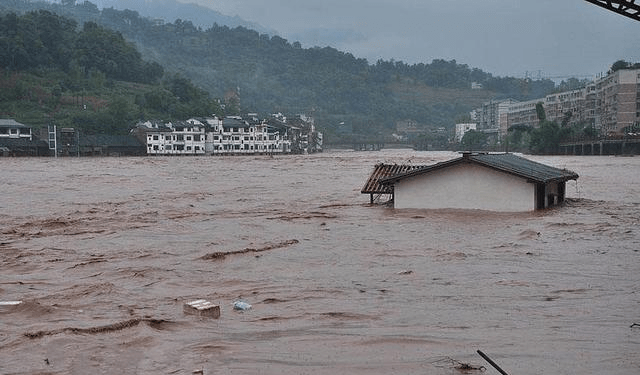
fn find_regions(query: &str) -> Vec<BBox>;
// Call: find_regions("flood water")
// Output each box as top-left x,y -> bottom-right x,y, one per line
1,150 -> 639,375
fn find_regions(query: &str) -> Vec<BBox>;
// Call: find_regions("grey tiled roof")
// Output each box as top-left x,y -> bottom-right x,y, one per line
380,153 -> 579,185
470,153 -> 579,183
79,134 -> 145,147
361,163 -> 426,194
0,119 -> 28,128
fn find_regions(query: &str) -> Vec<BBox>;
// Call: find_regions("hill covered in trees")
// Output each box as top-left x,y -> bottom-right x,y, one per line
2,0 -> 559,143
0,9 -> 223,134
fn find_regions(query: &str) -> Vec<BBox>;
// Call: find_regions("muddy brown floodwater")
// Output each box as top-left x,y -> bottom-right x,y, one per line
1,150 -> 639,375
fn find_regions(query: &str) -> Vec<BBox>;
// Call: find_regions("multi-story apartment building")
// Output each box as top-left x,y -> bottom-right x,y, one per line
506,99 -> 539,130
475,99 -> 518,142
144,120 -> 206,155
138,116 -> 291,155
595,68 -> 640,135
206,116 -> 290,155
544,88 -> 589,127
474,68 -> 640,141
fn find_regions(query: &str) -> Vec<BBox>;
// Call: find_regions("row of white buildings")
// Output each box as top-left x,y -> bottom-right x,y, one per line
461,68 -> 640,142
135,114 -> 323,156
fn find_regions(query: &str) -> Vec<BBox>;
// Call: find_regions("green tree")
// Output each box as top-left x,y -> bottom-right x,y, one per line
460,130 -> 487,150
535,101 -> 546,122
529,120 -> 572,154
610,60 -> 629,72
105,96 -> 138,134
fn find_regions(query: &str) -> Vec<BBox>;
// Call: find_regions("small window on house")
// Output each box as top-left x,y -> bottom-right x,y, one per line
186,136 -> 192,141
153,135 -> 159,140
153,145 -> 159,150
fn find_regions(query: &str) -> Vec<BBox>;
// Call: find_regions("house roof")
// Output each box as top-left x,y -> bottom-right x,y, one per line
79,134 -> 145,148
223,117 -> 250,128
0,119 -> 29,128
380,153 -> 579,185
361,163 -> 426,195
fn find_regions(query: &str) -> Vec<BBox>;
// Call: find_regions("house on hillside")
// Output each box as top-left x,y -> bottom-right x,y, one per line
362,152 -> 578,212
0,119 -> 49,156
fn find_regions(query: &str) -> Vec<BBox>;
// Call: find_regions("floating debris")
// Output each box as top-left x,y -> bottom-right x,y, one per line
477,350 -> 509,375
0,300 -> 22,310
201,239 -> 299,261
24,317 -> 172,339
233,301 -> 252,311
183,299 -> 220,319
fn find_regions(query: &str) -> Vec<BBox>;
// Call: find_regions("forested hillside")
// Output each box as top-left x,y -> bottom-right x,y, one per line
2,0 -> 559,142
0,10 -> 222,134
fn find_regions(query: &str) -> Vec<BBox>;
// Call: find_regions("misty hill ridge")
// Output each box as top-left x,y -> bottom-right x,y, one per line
99,0 -> 277,35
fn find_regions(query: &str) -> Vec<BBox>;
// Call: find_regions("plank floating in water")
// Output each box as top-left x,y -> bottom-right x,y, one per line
183,299 -> 220,318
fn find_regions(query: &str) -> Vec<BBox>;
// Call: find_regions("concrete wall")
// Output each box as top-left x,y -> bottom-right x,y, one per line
393,163 -> 535,211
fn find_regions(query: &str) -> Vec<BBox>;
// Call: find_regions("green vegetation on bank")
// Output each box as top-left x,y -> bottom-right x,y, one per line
0,10 -> 222,134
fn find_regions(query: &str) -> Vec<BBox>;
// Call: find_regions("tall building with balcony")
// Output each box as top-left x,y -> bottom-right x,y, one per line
595,68 -> 640,134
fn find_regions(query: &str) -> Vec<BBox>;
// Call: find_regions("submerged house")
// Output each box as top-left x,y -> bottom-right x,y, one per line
362,152 -> 579,212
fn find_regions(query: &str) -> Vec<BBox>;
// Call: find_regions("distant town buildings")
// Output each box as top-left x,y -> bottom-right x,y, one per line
134,114 -> 322,156
460,68 -> 640,143
1,113 -> 322,157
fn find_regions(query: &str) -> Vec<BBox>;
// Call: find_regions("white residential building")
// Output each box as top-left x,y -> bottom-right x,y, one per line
144,120 -> 206,155
207,116 -> 290,155
140,116 -> 291,156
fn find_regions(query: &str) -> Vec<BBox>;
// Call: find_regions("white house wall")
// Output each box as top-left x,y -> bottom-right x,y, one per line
393,163 -> 535,211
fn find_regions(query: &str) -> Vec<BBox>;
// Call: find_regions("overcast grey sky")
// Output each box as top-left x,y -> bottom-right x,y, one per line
183,0 -> 639,80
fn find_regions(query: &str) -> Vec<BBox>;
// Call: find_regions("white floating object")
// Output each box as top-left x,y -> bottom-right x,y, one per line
0,301 -> 22,311
183,299 -> 220,318
233,301 -> 252,311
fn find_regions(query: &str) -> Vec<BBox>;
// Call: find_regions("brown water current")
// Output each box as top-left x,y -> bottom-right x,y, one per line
1,150 -> 639,374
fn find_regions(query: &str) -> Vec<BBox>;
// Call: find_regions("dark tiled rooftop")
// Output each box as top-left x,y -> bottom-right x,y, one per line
361,163 -> 426,194
379,153 -> 579,186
